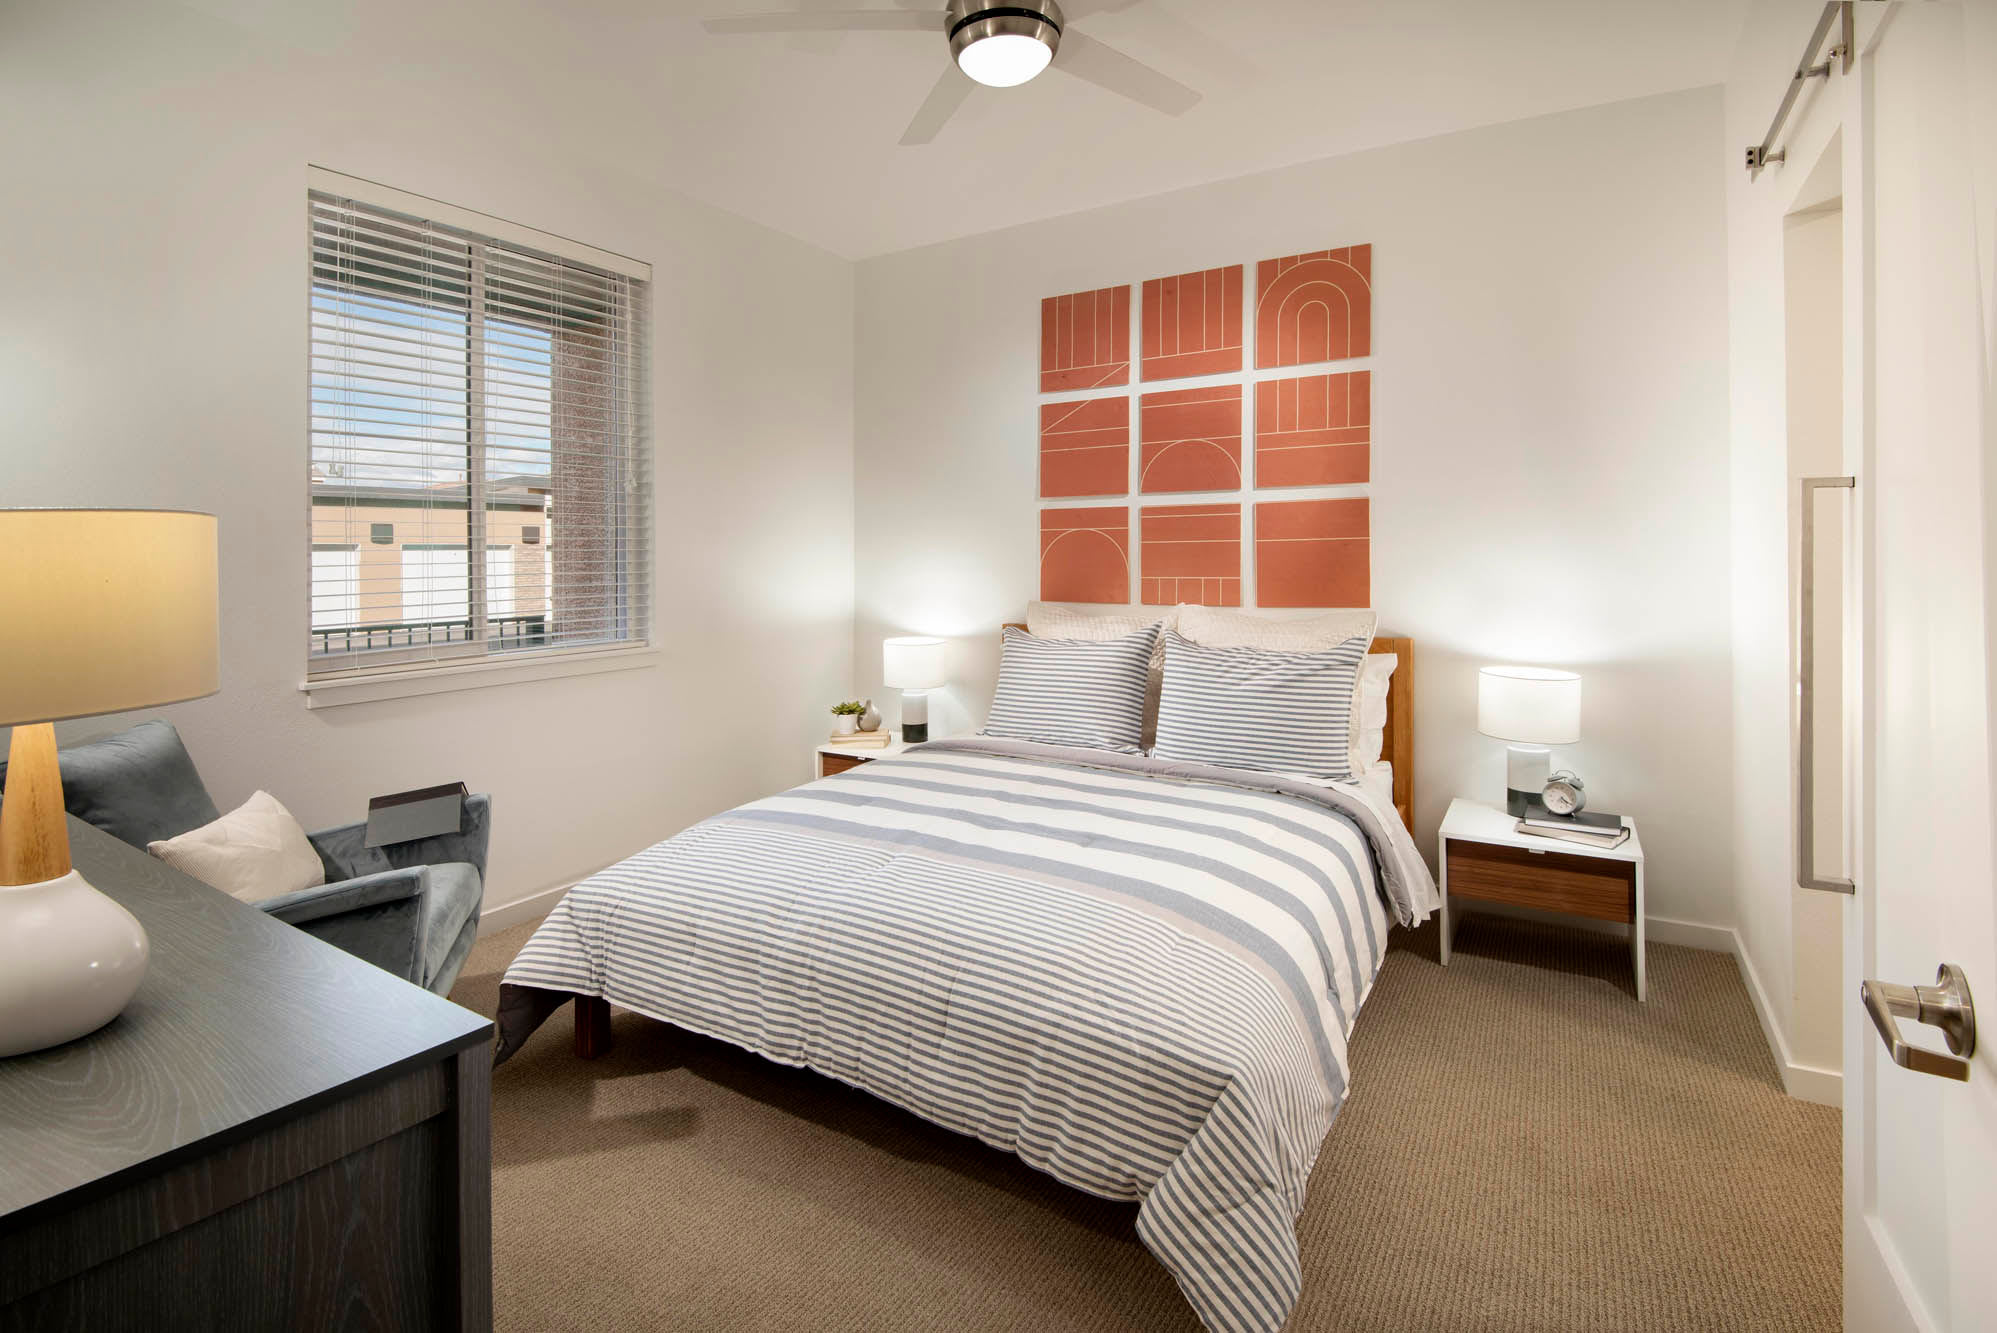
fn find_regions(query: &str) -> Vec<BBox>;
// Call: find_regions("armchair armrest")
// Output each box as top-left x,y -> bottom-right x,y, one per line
308,793 -> 491,884
258,866 -> 429,985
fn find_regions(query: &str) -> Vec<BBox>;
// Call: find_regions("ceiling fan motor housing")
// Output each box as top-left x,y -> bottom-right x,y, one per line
948,2 -> 1065,75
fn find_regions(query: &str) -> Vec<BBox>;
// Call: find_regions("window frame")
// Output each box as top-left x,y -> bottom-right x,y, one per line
301,168 -> 655,708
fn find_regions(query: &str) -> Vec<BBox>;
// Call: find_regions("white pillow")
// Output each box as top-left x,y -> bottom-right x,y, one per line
148,790 -> 327,904
1357,652 -> 1397,767
1026,602 -> 1178,747
1174,604 -> 1376,652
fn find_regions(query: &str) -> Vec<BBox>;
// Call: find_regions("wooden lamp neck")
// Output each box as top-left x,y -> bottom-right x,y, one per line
1,723 -> 74,886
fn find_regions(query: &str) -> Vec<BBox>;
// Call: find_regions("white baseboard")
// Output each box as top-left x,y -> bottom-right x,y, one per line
1730,927 -> 1843,1106
1641,913 -> 1737,953
1452,902 -> 1841,1106
479,879 -> 574,936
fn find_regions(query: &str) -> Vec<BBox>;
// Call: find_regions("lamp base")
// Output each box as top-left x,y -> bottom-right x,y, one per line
0,869 -> 150,1057
900,688 -> 930,745
1505,744 -> 1552,816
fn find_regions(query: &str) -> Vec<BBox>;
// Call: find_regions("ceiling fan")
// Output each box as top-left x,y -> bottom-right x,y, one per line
701,1 -> 1202,146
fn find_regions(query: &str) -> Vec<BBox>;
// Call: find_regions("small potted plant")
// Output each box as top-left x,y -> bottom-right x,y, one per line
830,700 -> 864,736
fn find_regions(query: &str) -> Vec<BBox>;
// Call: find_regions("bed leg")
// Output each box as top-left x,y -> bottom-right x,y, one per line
574,994 -> 613,1060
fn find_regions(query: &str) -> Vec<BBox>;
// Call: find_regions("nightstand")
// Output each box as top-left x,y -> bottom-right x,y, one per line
815,733 -> 911,779
1438,797 -> 1647,1000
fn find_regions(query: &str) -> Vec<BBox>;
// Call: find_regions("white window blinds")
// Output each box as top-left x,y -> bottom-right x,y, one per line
308,184 -> 651,676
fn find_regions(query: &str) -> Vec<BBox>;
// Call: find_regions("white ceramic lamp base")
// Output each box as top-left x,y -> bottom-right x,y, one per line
0,869 -> 150,1058
1505,744 -> 1551,816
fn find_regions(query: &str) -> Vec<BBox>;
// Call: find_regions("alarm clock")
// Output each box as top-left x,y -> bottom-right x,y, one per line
1542,771 -> 1587,816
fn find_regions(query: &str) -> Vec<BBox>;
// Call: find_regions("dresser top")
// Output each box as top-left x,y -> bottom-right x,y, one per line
0,817 -> 491,1224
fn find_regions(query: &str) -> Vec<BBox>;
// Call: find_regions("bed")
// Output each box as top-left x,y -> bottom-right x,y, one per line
495,633 -> 1433,1333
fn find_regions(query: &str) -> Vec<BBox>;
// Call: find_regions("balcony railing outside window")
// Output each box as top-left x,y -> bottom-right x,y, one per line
309,612 -> 548,659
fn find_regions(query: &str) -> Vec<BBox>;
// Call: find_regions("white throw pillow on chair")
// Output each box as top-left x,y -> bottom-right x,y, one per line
148,790 -> 327,903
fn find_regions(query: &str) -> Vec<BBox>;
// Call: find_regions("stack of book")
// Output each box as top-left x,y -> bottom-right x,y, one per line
1515,798 -> 1630,850
831,728 -> 892,749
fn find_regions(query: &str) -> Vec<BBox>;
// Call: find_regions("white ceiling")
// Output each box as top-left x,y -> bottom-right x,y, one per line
195,0 -> 1747,259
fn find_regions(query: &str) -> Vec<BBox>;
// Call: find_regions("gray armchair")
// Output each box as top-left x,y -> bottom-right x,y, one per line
3,721 -> 488,996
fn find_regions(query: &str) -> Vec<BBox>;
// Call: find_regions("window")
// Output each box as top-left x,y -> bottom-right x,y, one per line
307,177 -> 651,681
310,548 -> 359,629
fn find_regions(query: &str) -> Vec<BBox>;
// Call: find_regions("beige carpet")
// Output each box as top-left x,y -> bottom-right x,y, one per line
453,913 -> 1840,1332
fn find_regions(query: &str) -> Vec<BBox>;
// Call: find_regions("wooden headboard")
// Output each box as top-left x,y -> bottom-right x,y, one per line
999,624 -> 1416,833
1372,635 -> 1415,832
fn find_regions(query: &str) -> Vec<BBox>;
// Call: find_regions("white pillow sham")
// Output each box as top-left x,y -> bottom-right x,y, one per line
1357,652 -> 1396,767
148,790 -> 326,904
1174,604 -> 1376,651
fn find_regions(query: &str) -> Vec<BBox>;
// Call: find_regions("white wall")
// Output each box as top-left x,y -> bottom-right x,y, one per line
0,0 -> 856,916
1722,0 -> 1853,1103
853,88 -> 1736,928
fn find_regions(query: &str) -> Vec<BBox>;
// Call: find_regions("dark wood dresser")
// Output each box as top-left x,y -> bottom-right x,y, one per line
0,816 -> 494,1331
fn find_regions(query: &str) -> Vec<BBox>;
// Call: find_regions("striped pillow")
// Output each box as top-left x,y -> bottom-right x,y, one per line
1152,629 -> 1370,781
981,625 -> 1159,754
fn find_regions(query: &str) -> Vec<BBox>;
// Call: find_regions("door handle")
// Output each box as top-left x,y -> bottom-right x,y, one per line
1862,964 -> 1976,1081
1796,475 -> 1855,894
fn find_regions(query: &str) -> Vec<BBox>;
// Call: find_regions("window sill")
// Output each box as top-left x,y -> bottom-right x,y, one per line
301,643 -> 659,710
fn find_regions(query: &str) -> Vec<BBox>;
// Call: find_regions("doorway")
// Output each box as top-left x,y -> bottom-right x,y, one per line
1782,143 -> 1846,1096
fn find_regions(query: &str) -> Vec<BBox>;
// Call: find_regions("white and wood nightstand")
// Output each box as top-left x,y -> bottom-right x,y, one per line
815,733 -> 910,779
1438,797 -> 1648,1000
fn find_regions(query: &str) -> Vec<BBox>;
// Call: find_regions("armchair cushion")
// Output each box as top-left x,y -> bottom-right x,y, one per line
17,720 -> 222,850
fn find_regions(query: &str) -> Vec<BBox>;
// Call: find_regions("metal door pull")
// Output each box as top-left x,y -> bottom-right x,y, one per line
1796,475 -> 1855,894
1862,964 -> 1976,1081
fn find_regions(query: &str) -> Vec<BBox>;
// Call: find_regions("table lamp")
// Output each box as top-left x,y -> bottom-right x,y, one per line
0,509 -> 220,1057
882,635 -> 947,744
1477,664 -> 1581,815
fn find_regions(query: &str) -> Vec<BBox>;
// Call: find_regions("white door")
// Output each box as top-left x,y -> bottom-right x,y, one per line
1845,4 -> 1997,1328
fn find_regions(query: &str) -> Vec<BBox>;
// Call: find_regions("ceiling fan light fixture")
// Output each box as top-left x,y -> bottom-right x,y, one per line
948,2 -> 1063,89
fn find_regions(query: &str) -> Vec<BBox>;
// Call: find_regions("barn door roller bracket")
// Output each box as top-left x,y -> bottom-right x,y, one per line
1746,1 -> 1858,177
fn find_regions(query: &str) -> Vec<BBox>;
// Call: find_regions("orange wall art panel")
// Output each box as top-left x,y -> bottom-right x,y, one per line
1141,504 -> 1240,607
1142,265 -> 1243,380
1140,384 -> 1242,494
1041,506 -> 1131,604
1255,370 -> 1370,487
1255,497 -> 1370,607
1255,245 -> 1371,369
1041,286 -> 1131,393
1040,396 -> 1129,498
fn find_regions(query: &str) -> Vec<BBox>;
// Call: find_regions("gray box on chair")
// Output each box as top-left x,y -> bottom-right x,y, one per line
365,781 -> 468,849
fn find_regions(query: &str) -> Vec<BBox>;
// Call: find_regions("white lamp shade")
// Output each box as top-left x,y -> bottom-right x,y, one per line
0,509 -> 220,726
882,636 -> 948,690
1477,665 -> 1581,745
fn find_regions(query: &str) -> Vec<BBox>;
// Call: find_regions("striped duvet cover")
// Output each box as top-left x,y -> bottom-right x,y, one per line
497,738 -> 1437,1333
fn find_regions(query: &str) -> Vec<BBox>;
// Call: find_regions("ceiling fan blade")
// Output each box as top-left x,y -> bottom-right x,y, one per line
703,10 -> 943,34
899,66 -> 974,145
1054,28 -> 1201,116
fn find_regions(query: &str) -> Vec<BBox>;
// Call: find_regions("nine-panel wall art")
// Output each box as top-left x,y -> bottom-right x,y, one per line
1037,245 -> 1373,608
